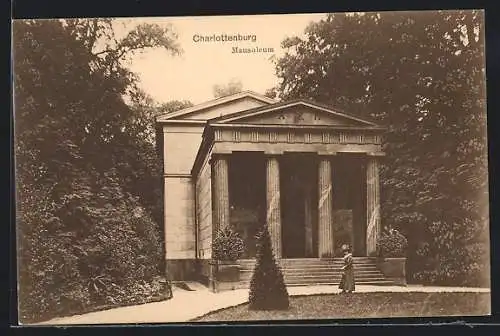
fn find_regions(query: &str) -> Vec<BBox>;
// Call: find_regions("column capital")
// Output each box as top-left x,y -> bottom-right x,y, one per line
366,152 -> 386,157
264,149 -> 284,156
209,152 -> 231,164
317,151 -> 338,157
211,149 -> 232,155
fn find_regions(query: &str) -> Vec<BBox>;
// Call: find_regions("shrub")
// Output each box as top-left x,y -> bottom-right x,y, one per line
17,170 -> 169,323
248,227 -> 289,310
412,219 -> 490,287
212,227 -> 244,261
377,228 -> 408,257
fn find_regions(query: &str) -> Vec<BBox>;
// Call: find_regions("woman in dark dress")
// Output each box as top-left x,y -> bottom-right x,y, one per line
339,244 -> 355,293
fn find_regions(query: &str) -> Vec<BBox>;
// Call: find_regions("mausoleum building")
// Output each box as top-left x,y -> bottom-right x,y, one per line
156,91 -> 386,283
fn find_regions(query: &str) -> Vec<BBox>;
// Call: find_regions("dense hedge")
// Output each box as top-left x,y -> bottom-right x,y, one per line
17,169 -> 170,323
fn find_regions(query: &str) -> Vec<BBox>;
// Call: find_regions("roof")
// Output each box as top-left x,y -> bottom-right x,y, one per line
191,98 -> 386,177
208,98 -> 383,127
155,90 -> 277,122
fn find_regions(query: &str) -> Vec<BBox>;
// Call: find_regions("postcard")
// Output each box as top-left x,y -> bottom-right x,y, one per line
13,10 -> 490,325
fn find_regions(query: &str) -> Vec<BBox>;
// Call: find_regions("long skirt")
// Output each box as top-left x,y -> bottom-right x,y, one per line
339,268 -> 355,292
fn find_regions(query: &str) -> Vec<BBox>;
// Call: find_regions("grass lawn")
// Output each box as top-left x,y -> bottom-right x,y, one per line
193,292 -> 490,322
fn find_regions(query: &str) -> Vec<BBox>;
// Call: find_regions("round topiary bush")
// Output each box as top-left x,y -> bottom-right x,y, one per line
212,227 -> 244,261
377,228 -> 408,257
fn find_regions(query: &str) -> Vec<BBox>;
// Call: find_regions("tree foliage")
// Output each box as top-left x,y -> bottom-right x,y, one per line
273,10 -> 488,286
264,87 -> 278,100
248,227 -> 289,310
14,18 -> 180,322
213,78 -> 244,98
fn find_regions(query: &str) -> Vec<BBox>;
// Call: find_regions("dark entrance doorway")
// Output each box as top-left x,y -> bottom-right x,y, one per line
332,154 -> 366,256
280,153 -> 318,258
228,152 -> 266,258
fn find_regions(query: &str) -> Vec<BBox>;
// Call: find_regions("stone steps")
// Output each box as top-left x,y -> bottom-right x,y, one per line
241,275 -> 388,283
240,273 -> 386,282
239,268 -> 383,274
239,267 -> 380,272
239,258 -> 379,266
237,279 -> 395,288
236,257 -> 393,287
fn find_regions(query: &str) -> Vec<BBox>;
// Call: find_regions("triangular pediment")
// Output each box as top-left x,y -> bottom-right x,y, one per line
156,91 -> 276,123
209,100 -> 380,127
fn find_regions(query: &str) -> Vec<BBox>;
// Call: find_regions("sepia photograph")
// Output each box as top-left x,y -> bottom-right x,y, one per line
13,10 -> 490,325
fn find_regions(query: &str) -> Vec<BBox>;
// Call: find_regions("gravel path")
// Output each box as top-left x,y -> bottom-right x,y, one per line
33,283 -> 490,325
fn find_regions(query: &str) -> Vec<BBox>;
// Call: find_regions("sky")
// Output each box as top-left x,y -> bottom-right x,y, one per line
119,14 -> 326,104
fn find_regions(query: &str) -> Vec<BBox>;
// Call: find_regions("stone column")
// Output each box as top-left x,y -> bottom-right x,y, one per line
266,155 -> 282,259
366,155 -> 381,256
304,184 -> 314,257
212,154 -> 230,237
318,156 -> 335,258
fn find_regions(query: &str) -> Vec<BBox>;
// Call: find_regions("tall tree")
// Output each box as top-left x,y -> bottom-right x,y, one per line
14,18 -> 181,322
273,10 -> 488,286
213,78 -> 243,98
159,100 -> 194,114
264,88 -> 278,100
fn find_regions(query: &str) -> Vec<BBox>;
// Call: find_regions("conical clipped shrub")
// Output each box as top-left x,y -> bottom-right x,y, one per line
248,226 -> 289,310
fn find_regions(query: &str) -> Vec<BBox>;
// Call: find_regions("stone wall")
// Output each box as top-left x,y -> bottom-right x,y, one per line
164,176 -> 196,259
163,127 -> 203,174
196,157 -> 213,261
162,125 -> 203,280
